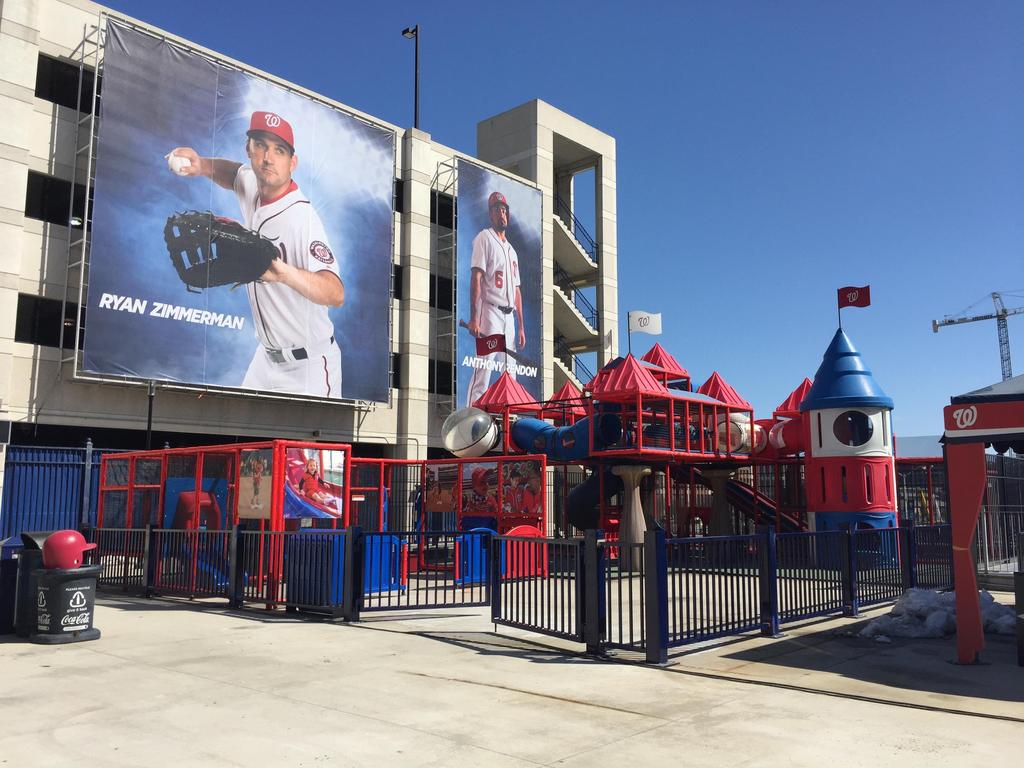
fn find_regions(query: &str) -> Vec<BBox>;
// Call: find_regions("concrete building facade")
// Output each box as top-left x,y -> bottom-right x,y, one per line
0,0 -> 618,498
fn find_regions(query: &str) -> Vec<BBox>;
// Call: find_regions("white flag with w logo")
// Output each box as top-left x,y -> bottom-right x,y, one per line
628,311 -> 662,335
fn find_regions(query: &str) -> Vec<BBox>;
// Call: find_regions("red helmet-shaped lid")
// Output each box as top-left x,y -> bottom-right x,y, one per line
42,530 -> 97,570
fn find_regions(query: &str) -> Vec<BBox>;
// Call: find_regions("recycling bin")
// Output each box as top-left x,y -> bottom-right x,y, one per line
32,565 -> 102,644
0,536 -> 22,635
14,532 -> 53,637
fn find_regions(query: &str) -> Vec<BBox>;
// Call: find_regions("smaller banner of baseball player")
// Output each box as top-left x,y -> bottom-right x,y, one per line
83,22 -> 395,403
455,160 -> 543,408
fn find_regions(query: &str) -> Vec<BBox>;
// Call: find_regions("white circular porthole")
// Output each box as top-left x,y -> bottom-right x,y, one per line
832,411 -> 873,447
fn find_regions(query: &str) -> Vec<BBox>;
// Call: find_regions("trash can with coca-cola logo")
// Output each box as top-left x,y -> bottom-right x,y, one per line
31,530 -> 101,644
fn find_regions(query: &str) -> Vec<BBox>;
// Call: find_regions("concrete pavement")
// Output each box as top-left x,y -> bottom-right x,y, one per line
0,593 -> 1020,767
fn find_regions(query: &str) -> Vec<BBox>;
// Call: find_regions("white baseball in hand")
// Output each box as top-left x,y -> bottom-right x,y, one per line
166,153 -> 192,176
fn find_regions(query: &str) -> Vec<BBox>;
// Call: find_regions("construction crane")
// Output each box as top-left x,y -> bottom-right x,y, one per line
932,292 -> 1024,380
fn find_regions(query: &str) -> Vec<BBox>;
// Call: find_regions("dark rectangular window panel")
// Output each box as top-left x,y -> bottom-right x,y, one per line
430,191 -> 455,227
436,361 -> 453,396
392,264 -> 404,301
34,53 -> 96,112
393,178 -> 405,214
429,274 -> 453,312
391,353 -> 402,390
25,171 -> 86,228
428,359 -> 453,396
15,293 -> 78,349
428,276 -> 452,313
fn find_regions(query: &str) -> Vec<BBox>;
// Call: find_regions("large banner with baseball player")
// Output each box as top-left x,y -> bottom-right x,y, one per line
83,21 -> 395,403
455,160 -> 543,408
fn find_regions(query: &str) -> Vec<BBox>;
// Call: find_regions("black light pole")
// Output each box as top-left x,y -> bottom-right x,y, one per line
145,380 -> 155,449
402,25 -> 420,129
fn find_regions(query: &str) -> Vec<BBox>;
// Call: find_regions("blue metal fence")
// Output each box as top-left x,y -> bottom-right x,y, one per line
1,443 -> 122,538
1,445 -> 88,537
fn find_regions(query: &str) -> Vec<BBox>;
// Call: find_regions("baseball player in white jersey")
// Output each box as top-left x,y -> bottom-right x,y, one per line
167,111 -> 344,398
464,191 -> 526,407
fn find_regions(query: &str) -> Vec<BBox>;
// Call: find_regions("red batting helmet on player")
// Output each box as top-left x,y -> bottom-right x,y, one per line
248,111 -> 295,152
488,191 -> 509,212
471,467 -> 488,488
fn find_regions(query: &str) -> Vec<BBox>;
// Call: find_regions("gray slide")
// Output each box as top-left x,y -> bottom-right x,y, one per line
566,469 -> 623,531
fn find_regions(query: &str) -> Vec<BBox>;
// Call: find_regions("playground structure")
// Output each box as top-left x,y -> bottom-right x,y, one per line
94,328 -> 933,553
455,329 -> 904,557
84,329 -> 966,662
94,328 -> 933,595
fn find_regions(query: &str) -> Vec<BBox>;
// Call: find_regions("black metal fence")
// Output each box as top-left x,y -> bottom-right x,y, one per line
492,534 -> 584,643
150,529 -> 234,600
236,530 -> 350,612
664,535 -> 764,646
913,524 -> 954,589
853,528 -> 906,607
90,527 -> 148,591
88,522 -> 953,661
601,539 -> 647,650
776,530 -> 845,622
360,531 -> 490,612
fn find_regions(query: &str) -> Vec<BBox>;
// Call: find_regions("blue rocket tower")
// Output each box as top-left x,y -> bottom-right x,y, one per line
799,329 -> 897,532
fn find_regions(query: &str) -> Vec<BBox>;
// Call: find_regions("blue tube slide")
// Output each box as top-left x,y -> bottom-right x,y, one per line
510,414 -> 621,461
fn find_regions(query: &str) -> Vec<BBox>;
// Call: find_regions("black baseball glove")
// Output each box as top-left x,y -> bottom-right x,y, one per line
164,211 -> 278,292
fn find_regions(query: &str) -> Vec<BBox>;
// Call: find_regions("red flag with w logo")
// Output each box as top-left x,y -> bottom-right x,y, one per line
838,285 -> 871,309
476,333 -> 506,356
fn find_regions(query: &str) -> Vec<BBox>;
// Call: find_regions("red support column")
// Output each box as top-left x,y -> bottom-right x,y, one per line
157,455 -> 168,529
126,456 -> 136,529
343,446 -> 352,529
668,399 -> 675,453
378,461 -> 385,532
945,440 -> 987,664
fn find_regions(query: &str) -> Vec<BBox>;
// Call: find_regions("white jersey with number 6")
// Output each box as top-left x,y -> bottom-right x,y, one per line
465,227 -> 521,407
471,228 -> 520,313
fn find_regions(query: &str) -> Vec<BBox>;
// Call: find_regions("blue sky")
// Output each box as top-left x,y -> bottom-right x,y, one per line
105,1 -> 1023,437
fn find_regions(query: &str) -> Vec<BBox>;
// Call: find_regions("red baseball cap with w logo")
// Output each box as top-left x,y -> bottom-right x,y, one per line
248,111 -> 295,151
488,191 -> 509,210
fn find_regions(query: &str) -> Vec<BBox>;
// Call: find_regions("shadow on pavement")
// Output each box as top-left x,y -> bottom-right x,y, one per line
716,614 -> 1024,710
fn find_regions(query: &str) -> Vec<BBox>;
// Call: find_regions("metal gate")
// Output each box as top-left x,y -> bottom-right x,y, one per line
491,533 -> 588,644
359,530 -> 491,612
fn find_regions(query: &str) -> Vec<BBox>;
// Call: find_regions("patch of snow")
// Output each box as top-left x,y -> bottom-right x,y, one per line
857,589 -> 1016,639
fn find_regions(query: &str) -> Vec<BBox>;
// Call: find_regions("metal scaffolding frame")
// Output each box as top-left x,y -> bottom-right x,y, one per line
60,17 -> 104,380
431,158 -> 457,415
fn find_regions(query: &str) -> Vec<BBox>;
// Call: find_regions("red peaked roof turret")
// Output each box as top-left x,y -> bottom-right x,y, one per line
641,343 -> 690,381
697,371 -> 752,409
588,355 -> 668,399
775,377 -> 813,419
543,380 -> 587,418
472,372 -> 541,414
